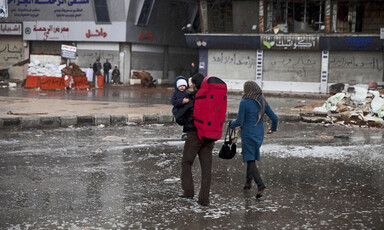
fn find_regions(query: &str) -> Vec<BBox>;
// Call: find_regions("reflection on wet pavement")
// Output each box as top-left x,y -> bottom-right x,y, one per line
0,123 -> 383,229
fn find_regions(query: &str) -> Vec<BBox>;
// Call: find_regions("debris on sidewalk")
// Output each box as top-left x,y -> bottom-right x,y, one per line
6,110 -> 48,116
125,122 -> 138,126
132,70 -> 156,88
102,136 -> 126,142
295,86 -> 384,128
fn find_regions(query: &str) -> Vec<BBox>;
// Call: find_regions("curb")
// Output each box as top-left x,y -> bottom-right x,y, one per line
0,112 -> 300,129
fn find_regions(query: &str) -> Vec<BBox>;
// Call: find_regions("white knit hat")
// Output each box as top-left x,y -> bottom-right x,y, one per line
176,79 -> 187,88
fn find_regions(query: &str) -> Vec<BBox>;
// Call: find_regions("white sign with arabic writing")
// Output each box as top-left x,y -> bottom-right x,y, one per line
261,35 -> 319,50
23,21 -> 126,42
61,44 -> 77,59
0,23 -> 22,35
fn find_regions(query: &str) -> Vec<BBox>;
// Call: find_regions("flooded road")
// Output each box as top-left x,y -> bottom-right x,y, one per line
1,85 -> 320,114
1,122 -> 383,229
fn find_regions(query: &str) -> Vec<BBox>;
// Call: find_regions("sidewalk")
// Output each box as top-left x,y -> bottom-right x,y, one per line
0,86 -> 328,129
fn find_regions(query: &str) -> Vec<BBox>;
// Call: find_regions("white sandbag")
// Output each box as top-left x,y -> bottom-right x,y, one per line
351,86 -> 367,105
370,90 -> 384,113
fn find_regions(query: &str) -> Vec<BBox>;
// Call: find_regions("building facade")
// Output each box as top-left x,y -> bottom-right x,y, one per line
186,0 -> 384,93
0,0 -> 198,84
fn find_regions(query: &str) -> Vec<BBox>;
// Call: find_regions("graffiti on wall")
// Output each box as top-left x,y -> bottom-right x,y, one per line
270,56 -> 317,68
211,52 -> 256,69
267,55 -> 319,80
77,50 -> 117,68
329,57 -> 383,72
0,43 -> 22,62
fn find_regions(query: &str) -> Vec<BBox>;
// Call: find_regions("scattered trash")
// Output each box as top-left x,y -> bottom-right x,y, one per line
163,178 -> 180,183
102,136 -> 125,142
125,122 -> 138,126
301,87 -> 384,128
317,135 -> 333,140
6,110 -> 48,116
98,124 -> 105,129
84,125 -> 92,130
334,135 -> 349,139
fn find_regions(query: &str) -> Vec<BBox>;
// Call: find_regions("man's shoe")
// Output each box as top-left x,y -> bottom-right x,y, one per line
243,187 -> 251,197
197,200 -> 209,206
178,193 -> 193,199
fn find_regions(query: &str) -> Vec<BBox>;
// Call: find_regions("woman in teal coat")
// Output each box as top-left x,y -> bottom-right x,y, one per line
230,81 -> 278,199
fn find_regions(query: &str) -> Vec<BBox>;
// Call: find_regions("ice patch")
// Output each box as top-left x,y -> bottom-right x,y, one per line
163,177 -> 180,183
262,144 -> 384,161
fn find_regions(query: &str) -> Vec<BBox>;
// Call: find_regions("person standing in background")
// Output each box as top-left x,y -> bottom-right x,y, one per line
92,59 -> 102,83
103,59 -> 112,84
189,62 -> 198,79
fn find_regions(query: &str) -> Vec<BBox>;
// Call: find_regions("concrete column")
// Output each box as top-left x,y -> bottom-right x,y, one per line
258,0 -> 264,33
199,1 -> 208,33
163,46 -> 168,80
266,1 -> 273,33
23,41 -> 29,80
350,3 -> 357,33
331,2 -> 337,32
120,43 -> 131,84
199,49 -> 208,77
325,0 -> 331,33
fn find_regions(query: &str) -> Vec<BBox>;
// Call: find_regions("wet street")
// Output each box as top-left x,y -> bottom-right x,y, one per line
1,122 -> 383,229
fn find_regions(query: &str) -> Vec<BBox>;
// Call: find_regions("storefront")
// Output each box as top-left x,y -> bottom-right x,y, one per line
0,22 -> 25,81
186,33 -> 384,93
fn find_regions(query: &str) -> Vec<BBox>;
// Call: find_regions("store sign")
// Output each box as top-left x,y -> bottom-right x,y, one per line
61,44 -> 76,59
0,23 -> 21,35
261,35 -> 319,50
6,0 -> 91,20
23,21 -> 126,42
320,37 -> 382,51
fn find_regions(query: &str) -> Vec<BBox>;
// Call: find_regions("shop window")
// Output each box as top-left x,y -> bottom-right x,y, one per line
270,1 -> 325,33
357,1 -> 384,33
207,0 -> 233,33
171,0 -> 200,33
137,0 -> 155,26
94,0 -> 110,23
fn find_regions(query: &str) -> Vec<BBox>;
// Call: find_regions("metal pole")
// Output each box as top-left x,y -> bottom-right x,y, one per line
304,0 -> 307,23
319,2 -> 322,31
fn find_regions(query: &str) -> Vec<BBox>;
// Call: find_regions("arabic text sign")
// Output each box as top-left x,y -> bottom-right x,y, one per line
7,0 -> 91,20
8,0 -> 90,7
381,28 -> 384,40
0,23 -> 22,35
261,35 -> 319,51
23,21 -> 126,42
61,44 -> 76,59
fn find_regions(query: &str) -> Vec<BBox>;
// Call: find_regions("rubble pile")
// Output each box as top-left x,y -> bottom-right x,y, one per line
132,70 -> 156,88
61,63 -> 86,77
296,86 -> 384,128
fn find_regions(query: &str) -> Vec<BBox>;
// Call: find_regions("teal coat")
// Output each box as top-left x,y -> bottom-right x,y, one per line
230,99 -> 278,162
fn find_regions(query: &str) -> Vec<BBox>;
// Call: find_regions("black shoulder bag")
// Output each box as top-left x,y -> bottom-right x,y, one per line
218,123 -> 237,159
